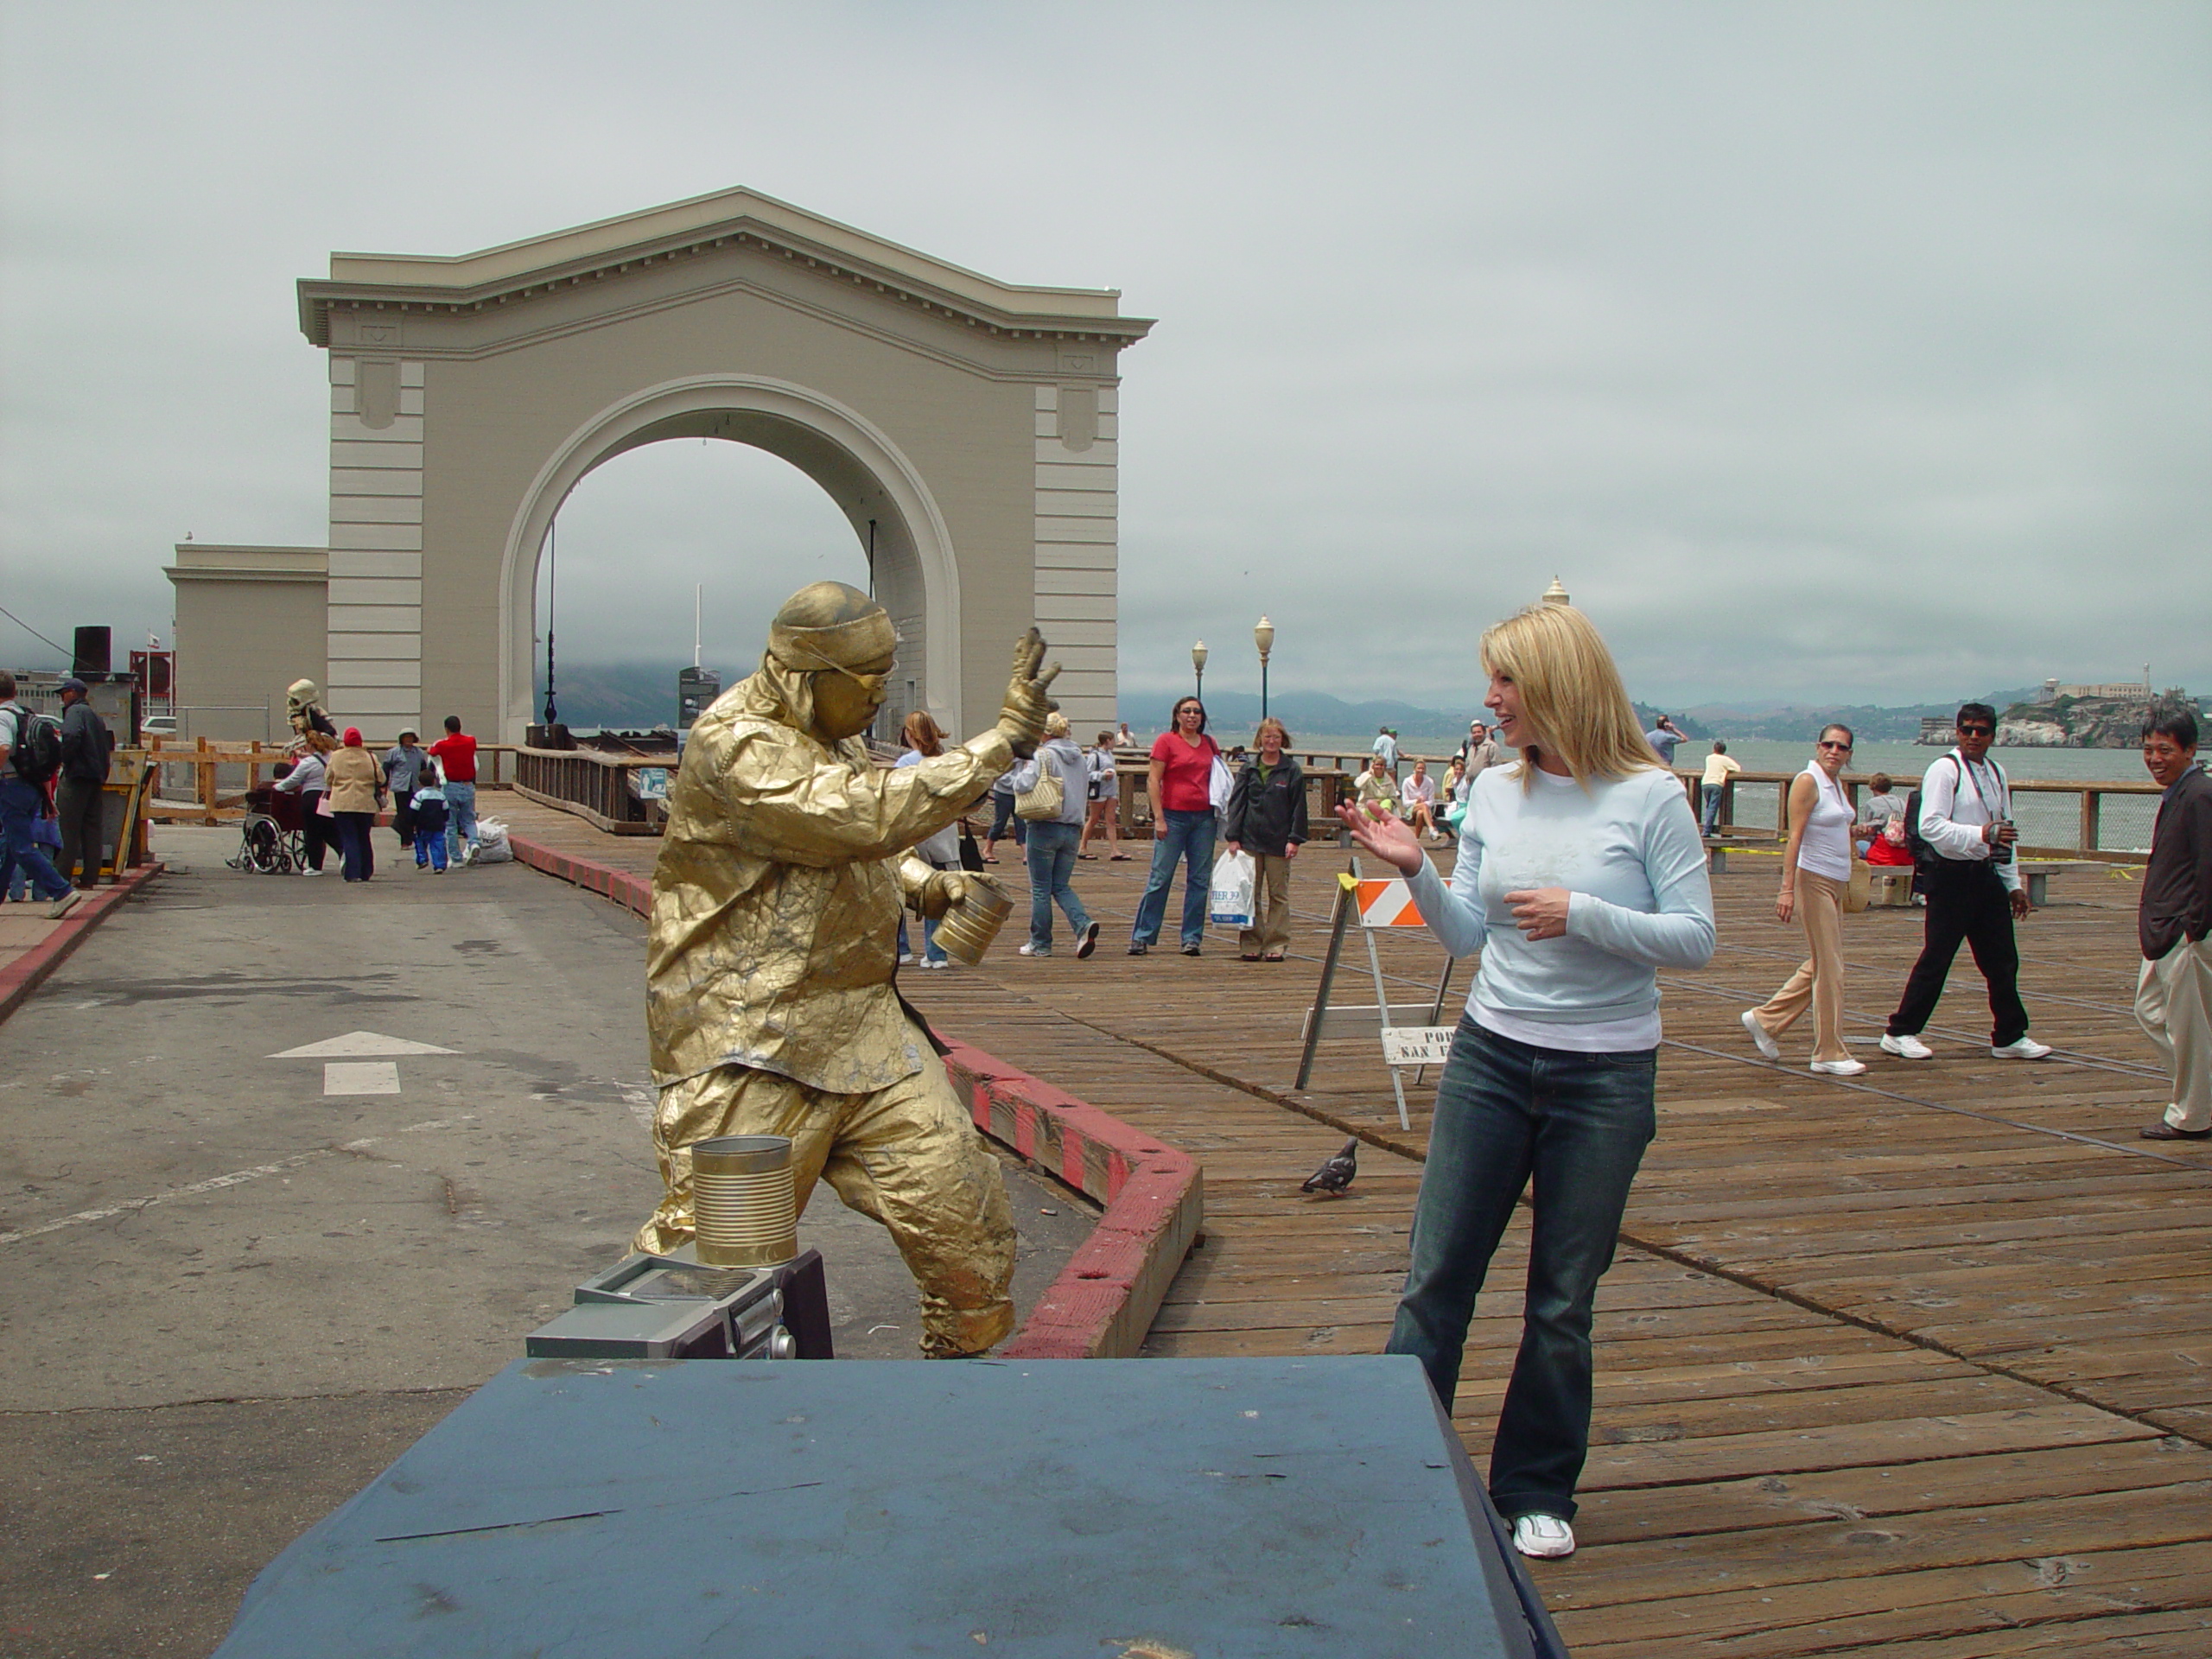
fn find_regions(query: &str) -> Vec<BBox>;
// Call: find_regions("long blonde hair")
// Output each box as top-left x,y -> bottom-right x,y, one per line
1480,603 -> 1662,789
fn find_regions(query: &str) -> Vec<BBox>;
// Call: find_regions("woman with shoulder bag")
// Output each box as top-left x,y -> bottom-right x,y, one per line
1008,714 -> 1098,959
1223,717 -> 1306,961
1077,729 -> 1126,861
322,727 -> 385,883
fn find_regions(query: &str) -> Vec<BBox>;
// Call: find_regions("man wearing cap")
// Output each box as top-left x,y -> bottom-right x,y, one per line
54,678 -> 112,889
635,581 -> 1058,1358
382,729 -> 427,855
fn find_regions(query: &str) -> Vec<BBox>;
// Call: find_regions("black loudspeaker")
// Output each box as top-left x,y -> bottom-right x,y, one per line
73,626 -> 111,677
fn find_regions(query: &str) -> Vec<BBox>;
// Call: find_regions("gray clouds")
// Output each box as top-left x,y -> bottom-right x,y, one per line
3,3 -> 2205,710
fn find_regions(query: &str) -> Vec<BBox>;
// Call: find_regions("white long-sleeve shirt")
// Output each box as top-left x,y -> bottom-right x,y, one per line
1917,750 -> 2021,893
1408,762 -> 1716,1049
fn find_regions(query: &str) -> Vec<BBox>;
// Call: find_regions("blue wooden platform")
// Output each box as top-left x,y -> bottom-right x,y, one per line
214,1355 -> 1558,1657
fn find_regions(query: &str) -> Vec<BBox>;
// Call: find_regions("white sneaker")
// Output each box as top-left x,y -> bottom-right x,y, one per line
898,953 -> 919,966
45,889 -> 83,921
1880,1033 -> 1933,1059
924,958 -> 950,969
1510,1513 -> 1576,1560
1992,1037 -> 2052,1060
1740,1009 -> 1781,1061
1810,1058 -> 1867,1077
1017,943 -> 1051,957
300,867 -> 324,877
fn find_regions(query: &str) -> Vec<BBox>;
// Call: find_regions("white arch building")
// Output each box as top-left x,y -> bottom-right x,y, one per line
169,188 -> 1151,742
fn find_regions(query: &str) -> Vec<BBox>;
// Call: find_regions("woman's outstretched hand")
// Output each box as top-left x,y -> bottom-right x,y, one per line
1333,802 -> 1423,875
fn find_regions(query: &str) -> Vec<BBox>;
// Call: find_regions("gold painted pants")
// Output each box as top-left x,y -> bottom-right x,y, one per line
633,1051 -> 1017,1357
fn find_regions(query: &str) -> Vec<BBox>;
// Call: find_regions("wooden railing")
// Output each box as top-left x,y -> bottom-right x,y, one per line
1675,770 -> 2165,863
512,745 -> 668,835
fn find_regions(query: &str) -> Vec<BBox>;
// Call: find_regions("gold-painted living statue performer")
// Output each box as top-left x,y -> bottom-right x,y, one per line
636,581 -> 1058,1357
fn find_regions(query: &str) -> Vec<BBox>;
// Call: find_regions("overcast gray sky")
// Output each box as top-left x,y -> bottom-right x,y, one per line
4,2 -> 2206,715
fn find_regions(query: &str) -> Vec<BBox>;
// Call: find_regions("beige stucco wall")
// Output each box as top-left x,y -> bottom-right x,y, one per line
307,200 -> 1143,745
165,545 -> 328,742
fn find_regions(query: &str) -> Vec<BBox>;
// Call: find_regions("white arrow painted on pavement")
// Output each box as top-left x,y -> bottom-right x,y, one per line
269,1031 -> 458,1058
323,1062 -> 402,1096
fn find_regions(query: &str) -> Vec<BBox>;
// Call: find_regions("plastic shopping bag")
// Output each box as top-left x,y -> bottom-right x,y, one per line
1208,849 -> 1256,928
471,817 -> 516,865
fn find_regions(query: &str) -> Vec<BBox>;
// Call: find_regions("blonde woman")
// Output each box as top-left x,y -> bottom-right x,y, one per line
1338,602 -> 1714,1561
1743,725 -> 1863,1075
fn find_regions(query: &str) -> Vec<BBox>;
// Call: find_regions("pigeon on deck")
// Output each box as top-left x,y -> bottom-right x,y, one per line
1300,1137 -> 1359,1197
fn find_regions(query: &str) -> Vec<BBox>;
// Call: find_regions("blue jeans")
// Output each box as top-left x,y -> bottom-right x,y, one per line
1024,820 -> 1091,950
1131,808 -> 1216,949
0,777 -> 70,901
1387,1017 -> 1656,1521
1700,783 -> 1723,837
445,781 -> 478,861
415,819 -> 449,870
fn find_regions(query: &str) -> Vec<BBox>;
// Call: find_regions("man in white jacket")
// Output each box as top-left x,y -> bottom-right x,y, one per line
1880,702 -> 2050,1061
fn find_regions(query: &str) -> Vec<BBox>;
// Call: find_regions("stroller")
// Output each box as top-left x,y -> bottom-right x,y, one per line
227,783 -> 309,874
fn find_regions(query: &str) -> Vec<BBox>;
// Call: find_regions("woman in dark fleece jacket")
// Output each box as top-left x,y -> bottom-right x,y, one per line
1223,716 -> 1308,962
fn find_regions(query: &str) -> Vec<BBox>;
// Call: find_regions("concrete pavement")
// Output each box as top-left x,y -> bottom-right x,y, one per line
0,825 -> 1092,1657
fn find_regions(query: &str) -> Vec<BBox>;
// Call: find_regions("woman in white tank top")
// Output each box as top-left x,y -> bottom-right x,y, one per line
1744,724 -> 1863,1075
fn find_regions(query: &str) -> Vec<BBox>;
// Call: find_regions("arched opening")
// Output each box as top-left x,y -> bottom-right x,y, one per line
499,375 -> 963,743
529,441 -> 872,732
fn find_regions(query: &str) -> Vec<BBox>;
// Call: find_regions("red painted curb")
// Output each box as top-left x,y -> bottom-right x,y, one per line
942,1039 -> 1205,1360
506,830 -> 1204,1359
0,864 -> 164,1026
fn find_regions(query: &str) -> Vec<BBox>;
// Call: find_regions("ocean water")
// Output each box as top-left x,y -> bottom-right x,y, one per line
1280,734 -> 2164,852
1288,733 -> 2153,785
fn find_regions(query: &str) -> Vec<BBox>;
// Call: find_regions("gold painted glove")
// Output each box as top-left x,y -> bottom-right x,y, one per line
918,869 -> 969,919
995,627 -> 1060,760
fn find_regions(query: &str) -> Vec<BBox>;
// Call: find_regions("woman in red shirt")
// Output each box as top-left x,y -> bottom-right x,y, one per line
1129,696 -> 1222,956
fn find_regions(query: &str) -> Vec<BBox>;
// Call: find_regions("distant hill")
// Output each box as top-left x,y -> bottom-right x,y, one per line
535,662 -> 727,731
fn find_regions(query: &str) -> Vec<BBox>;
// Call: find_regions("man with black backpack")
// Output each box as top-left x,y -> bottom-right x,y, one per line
0,671 -> 83,919
1879,702 -> 2048,1063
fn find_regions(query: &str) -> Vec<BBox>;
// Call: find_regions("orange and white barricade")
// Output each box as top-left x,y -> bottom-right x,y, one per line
1295,864 -> 1461,1130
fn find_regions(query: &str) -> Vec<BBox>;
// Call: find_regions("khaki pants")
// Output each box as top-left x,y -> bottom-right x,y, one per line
1239,853 -> 1293,957
635,1049 -> 1017,1357
2138,937 -> 2212,1134
1752,870 -> 1849,1064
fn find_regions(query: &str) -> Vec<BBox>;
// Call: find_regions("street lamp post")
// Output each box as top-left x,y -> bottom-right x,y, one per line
1192,640 -> 1208,702
1254,615 -> 1274,721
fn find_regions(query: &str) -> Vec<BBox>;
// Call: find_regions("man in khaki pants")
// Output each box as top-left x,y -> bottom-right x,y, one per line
2136,709 -> 2212,1141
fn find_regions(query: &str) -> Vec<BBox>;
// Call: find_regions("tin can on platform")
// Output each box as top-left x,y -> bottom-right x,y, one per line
691,1135 -> 799,1268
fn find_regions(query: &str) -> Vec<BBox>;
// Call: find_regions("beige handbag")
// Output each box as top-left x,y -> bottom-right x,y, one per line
1014,759 -> 1065,822
1845,857 -> 1872,913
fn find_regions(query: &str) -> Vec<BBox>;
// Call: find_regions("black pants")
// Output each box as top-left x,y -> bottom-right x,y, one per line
1887,861 -> 2029,1046
391,788 -> 415,848
300,792 -> 330,870
55,776 -> 105,886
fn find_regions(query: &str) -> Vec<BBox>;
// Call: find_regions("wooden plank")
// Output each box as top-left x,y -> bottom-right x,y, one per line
499,793 -> 2212,1659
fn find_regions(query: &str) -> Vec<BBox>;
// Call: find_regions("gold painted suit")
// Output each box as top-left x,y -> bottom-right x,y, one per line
636,656 -> 1019,1355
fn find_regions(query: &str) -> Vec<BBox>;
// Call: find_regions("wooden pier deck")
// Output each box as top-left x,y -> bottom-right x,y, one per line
493,793 -> 2212,1656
